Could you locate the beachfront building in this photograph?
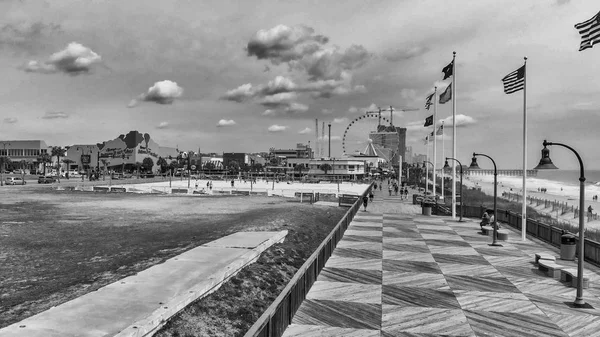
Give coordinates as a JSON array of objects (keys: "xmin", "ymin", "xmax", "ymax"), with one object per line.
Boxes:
[
  {"xmin": 269, "ymin": 143, "xmax": 313, "ymax": 160},
  {"xmin": 287, "ymin": 158, "xmax": 367, "ymax": 179},
  {"xmin": 0, "ymin": 140, "xmax": 50, "ymax": 174}
]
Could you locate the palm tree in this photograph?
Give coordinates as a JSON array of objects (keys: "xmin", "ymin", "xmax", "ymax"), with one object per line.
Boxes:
[
  {"xmin": 294, "ymin": 164, "xmax": 305, "ymax": 181},
  {"xmin": 100, "ymin": 158, "xmax": 109, "ymax": 180},
  {"xmin": 37, "ymin": 153, "xmax": 52, "ymax": 176},
  {"xmin": 135, "ymin": 161, "xmax": 142, "ymax": 178},
  {"xmin": 51, "ymin": 146, "xmax": 66, "ymax": 183},
  {"xmin": 319, "ymin": 163, "xmax": 332, "ymax": 175}
]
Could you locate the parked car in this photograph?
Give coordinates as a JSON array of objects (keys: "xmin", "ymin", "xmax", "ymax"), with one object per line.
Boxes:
[
  {"xmin": 38, "ymin": 176, "xmax": 57, "ymax": 184},
  {"xmin": 5, "ymin": 177, "xmax": 26, "ymax": 185}
]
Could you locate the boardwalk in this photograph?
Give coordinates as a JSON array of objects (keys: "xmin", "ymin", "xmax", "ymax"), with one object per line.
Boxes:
[{"xmin": 281, "ymin": 186, "xmax": 600, "ymax": 337}]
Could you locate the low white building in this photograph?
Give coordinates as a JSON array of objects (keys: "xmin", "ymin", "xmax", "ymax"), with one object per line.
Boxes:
[{"xmin": 286, "ymin": 158, "xmax": 366, "ymax": 178}]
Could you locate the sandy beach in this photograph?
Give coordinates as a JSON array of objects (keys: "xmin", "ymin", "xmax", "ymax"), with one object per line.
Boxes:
[{"xmin": 461, "ymin": 173, "xmax": 600, "ymax": 230}]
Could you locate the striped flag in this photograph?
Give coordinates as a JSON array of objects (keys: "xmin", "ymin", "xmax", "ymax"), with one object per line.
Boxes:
[
  {"xmin": 502, "ymin": 66, "xmax": 525, "ymax": 94},
  {"xmin": 436, "ymin": 124, "xmax": 444, "ymax": 135},
  {"xmin": 575, "ymin": 11, "xmax": 600, "ymax": 51},
  {"xmin": 425, "ymin": 93, "xmax": 434, "ymax": 110},
  {"xmin": 439, "ymin": 84, "xmax": 452, "ymax": 104}
]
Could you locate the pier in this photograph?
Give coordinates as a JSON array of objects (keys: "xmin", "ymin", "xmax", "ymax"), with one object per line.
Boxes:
[{"xmin": 464, "ymin": 169, "xmax": 537, "ymax": 177}]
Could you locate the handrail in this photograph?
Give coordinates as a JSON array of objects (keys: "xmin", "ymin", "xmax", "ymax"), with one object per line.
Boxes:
[{"xmin": 244, "ymin": 183, "xmax": 373, "ymax": 337}]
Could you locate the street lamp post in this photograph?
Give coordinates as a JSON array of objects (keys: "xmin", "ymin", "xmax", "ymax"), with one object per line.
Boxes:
[
  {"xmin": 444, "ymin": 157, "xmax": 464, "ymax": 222},
  {"xmin": 534, "ymin": 140, "xmax": 587, "ymax": 307},
  {"xmin": 470, "ymin": 152, "xmax": 502, "ymax": 247}
]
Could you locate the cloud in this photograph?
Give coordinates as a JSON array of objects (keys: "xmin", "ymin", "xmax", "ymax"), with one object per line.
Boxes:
[
  {"xmin": 246, "ymin": 25, "xmax": 370, "ymax": 81},
  {"xmin": 258, "ymin": 92, "xmax": 298, "ymax": 109},
  {"xmin": 221, "ymin": 83, "xmax": 255, "ymax": 102},
  {"xmin": 322, "ymin": 108, "xmax": 333, "ymax": 114},
  {"xmin": 3, "ymin": 117, "xmax": 17, "ymax": 124},
  {"xmin": 42, "ymin": 111, "xmax": 69, "ymax": 119},
  {"xmin": 0, "ymin": 22, "xmax": 62, "ymax": 51},
  {"xmin": 285, "ymin": 102, "xmax": 309, "ymax": 113},
  {"xmin": 400, "ymin": 88, "xmax": 417, "ymax": 101},
  {"xmin": 384, "ymin": 46, "xmax": 430, "ymax": 62},
  {"xmin": 129, "ymin": 80, "xmax": 183, "ymax": 107},
  {"xmin": 216, "ymin": 119, "xmax": 236, "ymax": 127},
  {"xmin": 262, "ymin": 109, "xmax": 276, "ymax": 116},
  {"xmin": 22, "ymin": 42, "xmax": 101, "ymax": 75},
  {"xmin": 298, "ymin": 127, "xmax": 311, "ymax": 134},
  {"xmin": 246, "ymin": 24, "xmax": 329, "ymax": 64},
  {"xmin": 333, "ymin": 117, "xmax": 348, "ymax": 124},
  {"xmin": 156, "ymin": 121, "xmax": 170, "ymax": 129},
  {"xmin": 319, "ymin": 135, "xmax": 341, "ymax": 142},
  {"xmin": 268, "ymin": 124, "xmax": 288, "ymax": 132},
  {"xmin": 439, "ymin": 114, "xmax": 477, "ymax": 128},
  {"xmin": 348, "ymin": 103, "xmax": 378, "ymax": 115}
]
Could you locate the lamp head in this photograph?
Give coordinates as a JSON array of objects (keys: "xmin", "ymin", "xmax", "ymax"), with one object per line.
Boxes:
[
  {"xmin": 422, "ymin": 162, "xmax": 426, "ymax": 169},
  {"xmin": 469, "ymin": 155, "xmax": 481, "ymax": 170},
  {"xmin": 443, "ymin": 160, "xmax": 450, "ymax": 170},
  {"xmin": 534, "ymin": 140, "xmax": 558, "ymax": 170}
]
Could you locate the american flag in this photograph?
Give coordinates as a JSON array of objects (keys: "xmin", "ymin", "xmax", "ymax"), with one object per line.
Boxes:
[
  {"xmin": 502, "ymin": 66, "xmax": 525, "ymax": 94},
  {"xmin": 425, "ymin": 93, "xmax": 434, "ymax": 110},
  {"xmin": 575, "ymin": 11, "xmax": 600, "ymax": 51}
]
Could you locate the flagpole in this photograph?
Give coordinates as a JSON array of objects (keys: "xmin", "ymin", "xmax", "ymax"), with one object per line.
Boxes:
[
  {"xmin": 433, "ymin": 86, "xmax": 438, "ymax": 199},
  {"xmin": 441, "ymin": 121, "xmax": 445, "ymax": 202},
  {"xmin": 451, "ymin": 51, "xmax": 457, "ymax": 219},
  {"xmin": 521, "ymin": 57, "xmax": 528, "ymax": 241},
  {"xmin": 426, "ymin": 136, "xmax": 430, "ymax": 195}
]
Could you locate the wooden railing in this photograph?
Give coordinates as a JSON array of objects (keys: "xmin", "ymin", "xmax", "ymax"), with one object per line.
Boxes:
[
  {"xmin": 434, "ymin": 203, "xmax": 600, "ymax": 268},
  {"xmin": 244, "ymin": 183, "xmax": 373, "ymax": 337}
]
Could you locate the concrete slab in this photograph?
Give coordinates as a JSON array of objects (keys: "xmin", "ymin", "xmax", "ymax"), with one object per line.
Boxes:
[
  {"xmin": 203, "ymin": 231, "xmax": 285, "ymax": 249},
  {"xmin": 0, "ymin": 230, "xmax": 287, "ymax": 337}
]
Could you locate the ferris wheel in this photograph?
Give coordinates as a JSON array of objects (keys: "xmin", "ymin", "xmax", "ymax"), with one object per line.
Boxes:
[{"xmin": 342, "ymin": 113, "xmax": 398, "ymax": 165}]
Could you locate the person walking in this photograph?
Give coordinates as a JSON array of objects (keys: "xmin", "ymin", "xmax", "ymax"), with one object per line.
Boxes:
[
  {"xmin": 362, "ymin": 195, "xmax": 369, "ymax": 211},
  {"xmin": 388, "ymin": 184, "xmax": 392, "ymax": 196},
  {"xmin": 379, "ymin": 183, "xmax": 382, "ymax": 191},
  {"xmin": 369, "ymin": 190, "xmax": 374, "ymax": 203},
  {"xmin": 403, "ymin": 187, "xmax": 409, "ymax": 200},
  {"xmin": 588, "ymin": 205, "xmax": 594, "ymax": 222}
]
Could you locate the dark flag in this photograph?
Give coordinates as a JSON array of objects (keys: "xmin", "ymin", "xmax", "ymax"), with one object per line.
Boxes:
[
  {"xmin": 430, "ymin": 131, "xmax": 434, "ymax": 137},
  {"xmin": 439, "ymin": 84, "xmax": 452, "ymax": 104},
  {"xmin": 425, "ymin": 93, "xmax": 434, "ymax": 110},
  {"xmin": 424, "ymin": 115, "xmax": 433, "ymax": 127},
  {"xmin": 502, "ymin": 65, "xmax": 525, "ymax": 94},
  {"xmin": 436, "ymin": 124, "xmax": 444, "ymax": 135},
  {"xmin": 442, "ymin": 60, "xmax": 453, "ymax": 80},
  {"xmin": 575, "ymin": 11, "xmax": 600, "ymax": 51}
]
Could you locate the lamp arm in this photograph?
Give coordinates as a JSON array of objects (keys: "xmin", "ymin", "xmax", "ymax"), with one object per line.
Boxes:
[
  {"xmin": 546, "ymin": 142, "xmax": 585, "ymax": 182},
  {"xmin": 474, "ymin": 153, "xmax": 496, "ymax": 173}
]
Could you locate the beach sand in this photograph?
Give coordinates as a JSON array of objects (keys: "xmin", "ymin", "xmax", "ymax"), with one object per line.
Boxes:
[{"xmin": 461, "ymin": 174, "xmax": 600, "ymax": 231}]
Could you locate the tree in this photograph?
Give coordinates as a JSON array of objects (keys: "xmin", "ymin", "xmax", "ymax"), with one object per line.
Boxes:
[
  {"xmin": 51, "ymin": 146, "xmax": 66, "ymax": 183},
  {"xmin": 319, "ymin": 163, "xmax": 332, "ymax": 175},
  {"xmin": 100, "ymin": 159, "xmax": 109, "ymax": 178},
  {"xmin": 156, "ymin": 157, "xmax": 168, "ymax": 173},
  {"xmin": 294, "ymin": 163, "xmax": 305, "ymax": 179},
  {"xmin": 134, "ymin": 161, "xmax": 143, "ymax": 177},
  {"xmin": 228, "ymin": 160, "xmax": 240, "ymax": 174},
  {"xmin": 37, "ymin": 153, "xmax": 52, "ymax": 176},
  {"xmin": 142, "ymin": 157, "xmax": 154, "ymax": 173},
  {"xmin": 203, "ymin": 161, "xmax": 216, "ymax": 171}
]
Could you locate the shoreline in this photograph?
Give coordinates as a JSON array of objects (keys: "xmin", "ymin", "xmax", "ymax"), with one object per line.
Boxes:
[{"xmin": 461, "ymin": 174, "xmax": 600, "ymax": 231}]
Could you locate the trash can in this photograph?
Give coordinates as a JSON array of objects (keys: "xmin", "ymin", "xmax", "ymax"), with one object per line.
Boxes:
[
  {"xmin": 422, "ymin": 202, "xmax": 432, "ymax": 216},
  {"xmin": 560, "ymin": 234, "xmax": 576, "ymax": 261}
]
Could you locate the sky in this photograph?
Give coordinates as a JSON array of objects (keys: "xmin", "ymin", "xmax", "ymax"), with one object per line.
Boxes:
[{"xmin": 1, "ymin": 0, "xmax": 599, "ymax": 169}]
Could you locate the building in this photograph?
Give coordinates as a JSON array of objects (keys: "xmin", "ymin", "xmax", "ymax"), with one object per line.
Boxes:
[
  {"xmin": 287, "ymin": 158, "xmax": 367, "ymax": 178},
  {"xmin": 0, "ymin": 140, "xmax": 50, "ymax": 174},
  {"xmin": 222, "ymin": 152, "xmax": 246, "ymax": 169},
  {"xmin": 269, "ymin": 143, "xmax": 313, "ymax": 160},
  {"xmin": 368, "ymin": 125, "xmax": 407, "ymax": 166},
  {"xmin": 405, "ymin": 146, "xmax": 413, "ymax": 164}
]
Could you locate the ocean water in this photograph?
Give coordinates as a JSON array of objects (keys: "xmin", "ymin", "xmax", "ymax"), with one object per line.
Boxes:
[{"xmin": 466, "ymin": 170, "xmax": 600, "ymax": 203}]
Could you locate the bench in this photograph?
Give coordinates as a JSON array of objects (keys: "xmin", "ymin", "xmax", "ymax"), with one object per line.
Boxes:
[
  {"xmin": 534, "ymin": 253, "xmax": 556, "ymax": 264},
  {"xmin": 497, "ymin": 229, "xmax": 509, "ymax": 241},
  {"xmin": 538, "ymin": 260, "xmax": 566, "ymax": 279},
  {"xmin": 560, "ymin": 268, "xmax": 591, "ymax": 289}
]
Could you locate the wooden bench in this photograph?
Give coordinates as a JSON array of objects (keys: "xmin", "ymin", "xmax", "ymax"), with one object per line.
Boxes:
[
  {"xmin": 534, "ymin": 253, "xmax": 556, "ymax": 264},
  {"xmin": 497, "ymin": 229, "xmax": 509, "ymax": 241},
  {"xmin": 560, "ymin": 268, "xmax": 591, "ymax": 289},
  {"xmin": 538, "ymin": 260, "xmax": 566, "ymax": 279}
]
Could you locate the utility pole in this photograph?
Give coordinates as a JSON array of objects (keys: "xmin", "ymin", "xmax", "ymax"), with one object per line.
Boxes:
[{"xmin": 328, "ymin": 123, "xmax": 332, "ymax": 158}]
